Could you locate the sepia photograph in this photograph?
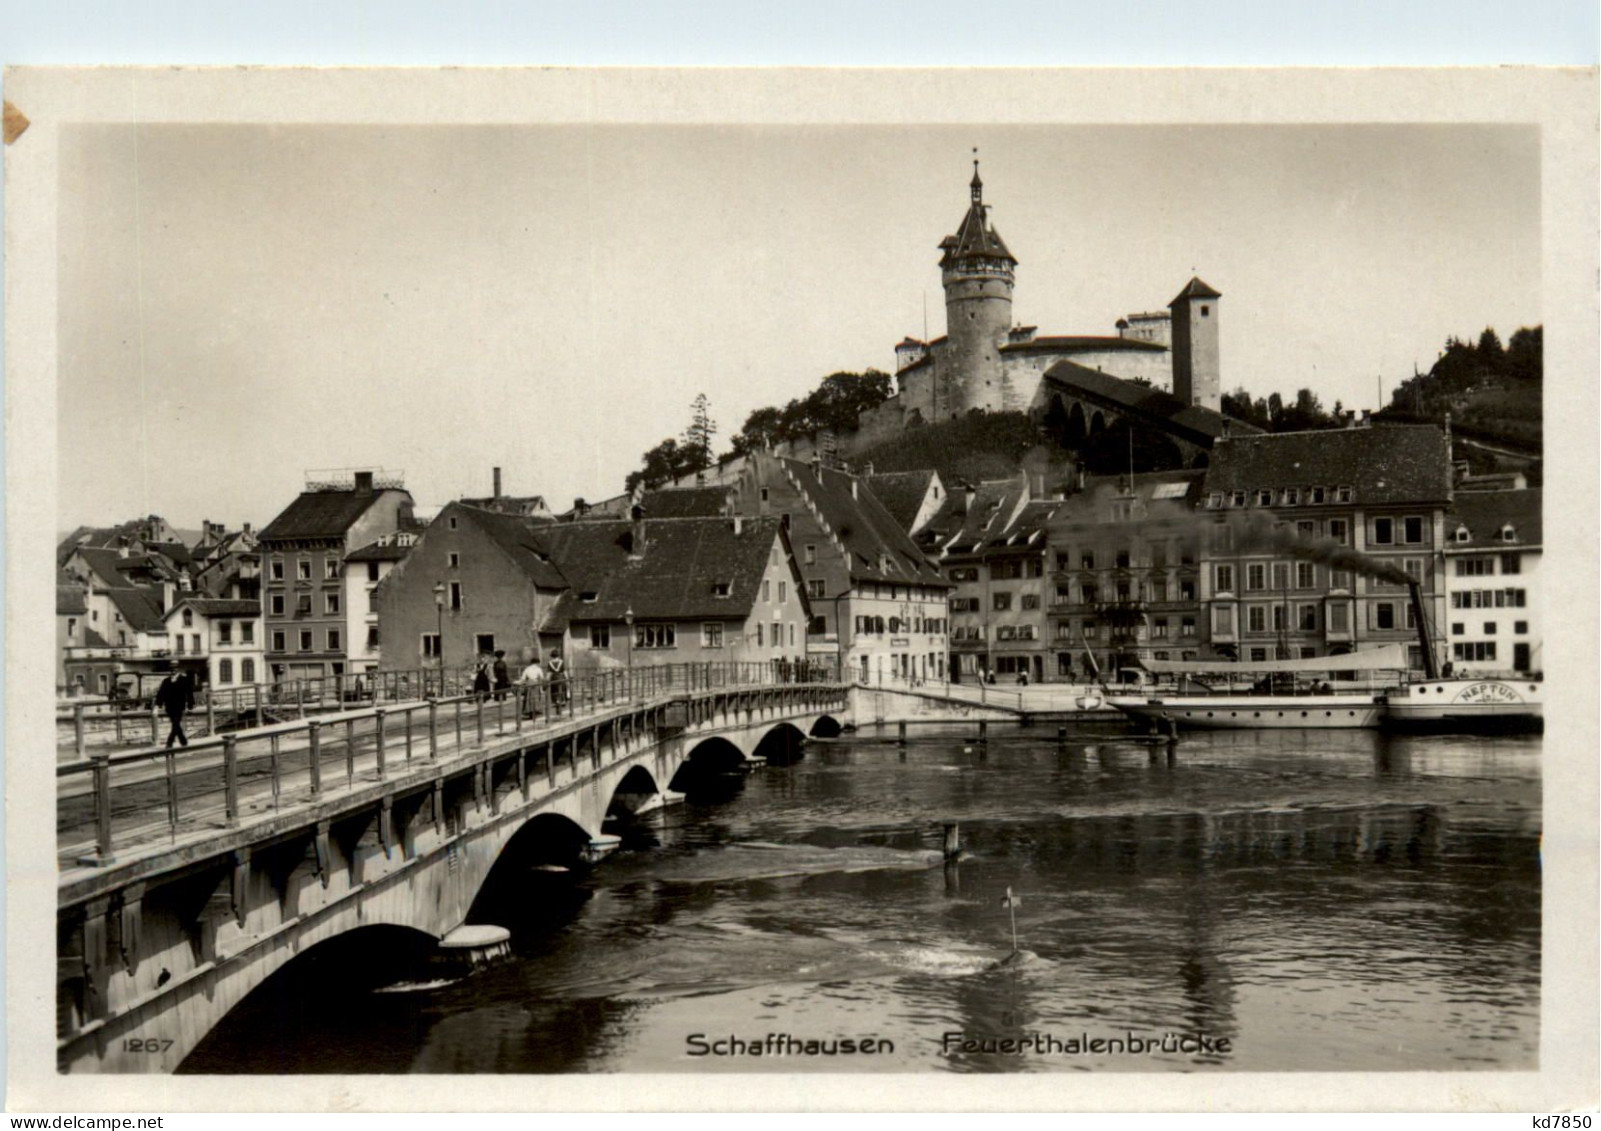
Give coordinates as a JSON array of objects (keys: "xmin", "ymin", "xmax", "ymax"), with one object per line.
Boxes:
[{"xmin": 5, "ymin": 66, "xmax": 1597, "ymax": 1111}]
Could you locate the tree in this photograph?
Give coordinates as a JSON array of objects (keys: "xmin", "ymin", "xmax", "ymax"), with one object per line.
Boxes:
[
  {"xmin": 730, "ymin": 405, "xmax": 787, "ymax": 456},
  {"xmin": 1477, "ymin": 327, "xmax": 1506, "ymax": 372},
  {"xmin": 682, "ymin": 393, "xmax": 717, "ymax": 465}
]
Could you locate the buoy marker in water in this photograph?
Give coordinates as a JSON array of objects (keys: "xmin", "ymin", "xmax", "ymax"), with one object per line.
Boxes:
[
  {"xmin": 942, "ymin": 822, "xmax": 962, "ymax": 862},
  {"xmin": 1001, "ymin": 886, "xmax": 1021, "ymax": 954}
]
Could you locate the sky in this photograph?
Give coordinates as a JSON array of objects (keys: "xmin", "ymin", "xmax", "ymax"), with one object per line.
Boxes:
[{"xmin": 56, "ymin": 122, "xmax": 1541, "ymax": 531}]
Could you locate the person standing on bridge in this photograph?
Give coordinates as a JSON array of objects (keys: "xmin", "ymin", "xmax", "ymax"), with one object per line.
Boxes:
[
  {"xmin": 156, "ymin": 670, "xmax": 195, "ymax": 748},
  {"xmin": 519, "ymin": 654, "xmax": 545, "ymax": 718},
  {"xmin": 547, "ymin": 649, "xmax": 568, "ymax": 713},
  {"xmin": 492, "ymin": 650, "xmax": 511, "ymax": 701}
]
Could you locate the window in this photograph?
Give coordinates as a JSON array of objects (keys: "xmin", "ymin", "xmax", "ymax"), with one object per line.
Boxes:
[
  {"xmin": 1374, "ymin": 603, "xmax": 1396, "ymax": 630},
  {"xmin": 1152, "ymin": 618, "xmax": 1169, "ymax": 639},
  {"xmin": 447, "ymin": 552, "xmax": 460, "ymax": 569},
  {"xmin": 1455, "ymin": 557, "xmax": 1493, "ymax": 577},
  {"xmin": 241, "ymin": 659, "xmax": 256, "ymax": 683},
  {"xmin": 1282, "ymin": 488, "xmax": 1300, "ymax": 506},
  {"xmin": 1232, "ymin": 490, "xmax": 1247, "ymax": 508},
  {"xmin": 1484, "ymin": 622, "xmax": 1497, "ymax": 635},
  {"xmin": 1080, "ymin": 551, "xmax": 1095, "ymax": 570},
  {"xmin": 242, "ymin": 622, "xmax": 254, "ymax": 644},
  {"xmin": 366, "ymin": 626, "xmax": 380, "ymax": 649},
  {"xmin": 756, "ymin": 622, "xmax": 764, "ymax": 647},
  {"xmin": 1081, "ymin": 584, "xmax": 1098, "ymax": 604},
  {"xmin": 759, "ymin": 488, "xmax": 769, "ymax": 503},
  {"xmin": 1296, "ymin": 521, "xmax": 1317, "ymax": 540},
  {"xmin": 297, "ymin": 559, "xmax": 312, "ymax": 580},
  {"xmin": 779, "ymin": 581, "xmax": 787, "ymax": 604},
  {"xmin": 1271, "ymin": 562, "xmax": 1290, "ymax": 590},
  {"xmin": 422, "ymin": 633, "xmax": 440, "ymax": 658},
  {"xmin": 635, "ymin": 623, "xmax": 676, "ymax": 649},
  {"xmin": 1372, "ymin": 518, "xmax": 1393, "ymax": 545},
  {"xmin": 1215, "ymin": 565, "xmax": 1234, "ymax": 594},
  {"xmin": 804, "ymin": 579, "xmax": 825, "ymax": 600},
  {"xmin": 808, "ymin": 615, "xmax": 827, "ymax": 635},
  {"xmin": 1328, "ymin": 519, "xmax": 1349, "ymax": 545},
  {"xmin": 1295, "ymin": 562, "xmax": 1316, "ymax": 589},
  {"xmin": 1246, "ymin": 563, "xmax": 1266, "ymax": 591},
  {"xmin": 1451, "ymin": 622, "xmax": 1465, "ymax": 635},
  {"xmin": 1309, "ymin": 487, "xmax": 1326, "ymax": 505},
  {"xmin": 1336, "ymin": 486, "xmax": 1353, "ymax": 503},
  {"xmin": 272, "ymin": 631, "xmax": 286, "ymax": 652},
  {"xmin": 180, "ymin": 608, "xmax": 194, "ymax": 628},
  {"xmin": 325, "ymin": 557, "xmax": 340, "ymax": 579},
  {"xmin": 1082, "ymin": 621, "xmax": 1099, "ymax": 640},
  {"xmin": 327, "ymin": 628, "xmax": 342, "ymax": 651},
  {"xmin": 788, "ymin": 623, "xmax": 796, "ymax": 646},
  {"xmin": 1212, "ymin": 606, "xmax": 1234, "ymax": 636},
  {"xmin": 271, "ymin": 558, "xmax": 285, "ymax": 581},
  {"xmin": 1453, "ymin": 642, "xmax": 1497, "ymax": 662},
  {"xmin": 218, "ymin": 658, "xmax": 233, "ymax": 684},
  {"xmin": 1180, "ymin": 580, "xmax": 1196, "ymax": 601},
  {"xmin": 1402, "ymin": 516, "xmax": 1425, "ymax": 544},
  {"xmin": 1328, "ymin": 602, "xmax": 1350, "ymax": 633},
  {"xmin": 1115, "ymin": 581, "xmax": 1131, "ymax": 602},
  {"xmin": 993, "ymin": 593, "xmax": 1012, "ymax": 611},
  {"xmin": 448, "ymin": 516, "xmax": 458, "ymax": 530},
  {"xmin": 299, "ymin": 630, "xmax": 314, "ymax": 651},
  {"xmin": 1021, "ymin": 594, "xmax": 1040, "ymax": 610},
  {"xmin": 1115, "ymin": 550, "xmax": 1130, "ymax": 568},
  {"xmin": 1181, "ymin": 616, "xmax": 1196, "ymax": 637},
  {"xmin": 1256, "ymin": 489, "xmax": 1273, "ymax": 506},
  {"xmin": 1247, "ymin": 605, "xmax": 1266, "ymax": 632},
  {"xmin": 271, "ymin": 594, "xmax": 285, "ymax": 616},
  {"xmin": 1272, "ymin": 604, "xmax": 1288, "ymax": 632},
  {"xmin": 1249, "ymin": 648, "xmax": 1268, "ymax": 663},
  {"xmin": 176, "ymin": 636, "xmax": 186, "ymax": 655},
  {"xmin": 1329, "ymin": 569, "xmax": 1350, "ymax": 591},
  {"xmin": 326, "ymin": 592, "xmax": 341, "ymax": 615},
  {"xmin": 762, "ymin": 580, "xmax": 771, "ymax": 602},
  {"xmin": 217, "ymin": 621, "xmax": 232, "ymax": 645},
  {"xmin": 1403, "ymin": 558, "xmax": 1424, "ymax": 583},
  {"xmin": 1514, "ymin": 620, "xmax": 1528, "ymax": 634},
  {"xmin": 1500, "ymin": 553, "xmax": 1521, "ymax": 574},
  {"xmin": 1513, "ymin": 643, "xmax": 1530, "ymax": 671},
  {"xmin": 1208, "ymin": 493, "xmax": 1224, "ymax": 509},
  {"xmin": 368, "ymin": 562, "xmax": 380, "ymax": 582},
  {"xmin": 449, "ymin": 581, "xmax": 462, "ymax": 610},
  {"xmin": 1299, "ymin": 604, "xmax": 1318, "ymax": 631},
  {"xmin": 802, "ymin": 544, "xmax": 817, "ymax": 567}
]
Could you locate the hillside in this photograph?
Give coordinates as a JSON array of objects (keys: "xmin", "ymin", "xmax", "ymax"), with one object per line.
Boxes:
[
  {"xmin": 854, "ymin": 411, "xmax": 1061, "ymax": 486},
  {"xmin": 1377, "ymin": 326, "xmax": 1541, "ymax": 456}
]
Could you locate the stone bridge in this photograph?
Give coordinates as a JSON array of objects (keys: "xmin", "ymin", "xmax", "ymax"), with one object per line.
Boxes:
[{"xmin": 55, "ymin": 666, "xmax": 849, "ymax": 1074}]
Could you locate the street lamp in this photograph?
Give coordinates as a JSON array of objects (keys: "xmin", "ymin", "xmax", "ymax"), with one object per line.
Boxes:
[
  {"xmin": 432, "ymin": 582, "xmax": 446, "ymax": 693},
  {"xmin": 624, "ymin": 605, "xmax": 634, "ymax": 678}
]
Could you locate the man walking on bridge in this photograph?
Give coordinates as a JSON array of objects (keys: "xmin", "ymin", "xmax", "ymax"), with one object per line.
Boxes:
[{"xmin": 156, "ymin": 670, "xmax": 195, "ymax": 748}]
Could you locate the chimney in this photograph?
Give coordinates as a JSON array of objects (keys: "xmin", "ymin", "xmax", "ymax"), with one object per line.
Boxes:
[
  {"xmin": 243, "ymin": 522, "xmax": 252, "ymax": 536},
  {"xmin": 493, "ymin": 466, "xmax": 502, "ymax": 498},
  {"xmin": 354, "ymin": 470, "xmax": 375, "ymax": 493},
  {"xmin": 733, "ymin": 515, "xmax": 743, "ymax": 535},
  {"xmin": 629, "ymin": 504, "xmax": 646, "ymax": 557},
  {"xmin": 1360, "ymin": 409, "xmax": 1372, "ymax": 427},
  {"xmin": 850, "ymin": 478, "xmax": 859, "ymax": 501},
  {"xmin": 864, "ymin": 460, "xmax": 875, "ymax": 477}
]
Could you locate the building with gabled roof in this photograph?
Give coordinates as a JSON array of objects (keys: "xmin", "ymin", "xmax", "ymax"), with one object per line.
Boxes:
[
  {"xmin": 1442, "ymin": 487, "xmax": 1541, "ymax": 675},
  {"xmin": 343, "ymin": 529, "xmax": 423, "ymax": 676},
  {"xmin": 162, "ymin": 597, "xmax": 263, "ymax": 692},
  {"xmin": 375, "ymin": 502, "xmax": 812, "ymax": 676},
  {"xmin": 258, "ymin": 469, "xmax": 415, "ymax": 684},
  {"xmin": 864, "ymin": 469, "xmax": 948, "ymax": 537},
  {"xmin": 720, "ymin": 452, "xmax": 951, "ymax": 684}
]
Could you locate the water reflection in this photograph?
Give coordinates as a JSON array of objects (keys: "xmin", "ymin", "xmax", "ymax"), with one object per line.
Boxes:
[{"xmin": 182, "ymin": 724, "xmax": 1540, "ymax": 1074}]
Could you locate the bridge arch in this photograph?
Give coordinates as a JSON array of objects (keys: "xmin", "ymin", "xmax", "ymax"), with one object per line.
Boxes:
[
  {"xmin": 605, "ymin": 764, "xmax": 662, "ymax": 821},
  {"xmin": 752, "ymin": 721, "xmax": 808, "ymax": 766},
  {"xmin": 178, "ymin": 923, "xmax": 440, "ymax": 1074},
  {"xmin": 809, "ymin": 714, "xmax": 844, "ymax": 739}
]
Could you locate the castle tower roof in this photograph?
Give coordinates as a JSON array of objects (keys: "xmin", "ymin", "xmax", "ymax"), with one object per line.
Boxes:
[
  {"xmin": 940, "ymin": 158, "xmax": 1016, "ymax": 267},
  {"xmin": 1168, "ymin": 276, "xmax": 1222, "ymax": 306}
]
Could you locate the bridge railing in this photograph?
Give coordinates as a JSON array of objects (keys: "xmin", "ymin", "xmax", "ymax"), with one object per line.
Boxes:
[
  {"xmin": 853, "ymin": 669, "xmax": 1111, "ymax": 712},
  {"xmin": 58, "ymin": 658, "xmax": 842, "ymax": 867}
]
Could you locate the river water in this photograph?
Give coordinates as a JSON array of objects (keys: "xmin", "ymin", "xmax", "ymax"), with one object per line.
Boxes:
[{"xmin": 183, "ymin": 723, "xmax": 1541, "ymax": 1074}]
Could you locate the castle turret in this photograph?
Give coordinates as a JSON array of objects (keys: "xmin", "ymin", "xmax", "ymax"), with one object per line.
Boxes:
[
  {"xmin": 1169, "ymin": 277, "xmax": 1221, "ymax": 411},
  {"xmin": 940, "ymin": 159, "xmax": 1016, "ymax": 415}
]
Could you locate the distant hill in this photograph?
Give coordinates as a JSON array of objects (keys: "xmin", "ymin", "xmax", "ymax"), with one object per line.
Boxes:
[{"xmin": 1378, "ymin": 326, "xmax": 1541, "ymax": 456}]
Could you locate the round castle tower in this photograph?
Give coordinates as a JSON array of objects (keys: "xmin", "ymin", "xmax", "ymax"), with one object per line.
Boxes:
[{"xmin": 939, "ymin": 161, "xmax": 1017, "ymax": 414}]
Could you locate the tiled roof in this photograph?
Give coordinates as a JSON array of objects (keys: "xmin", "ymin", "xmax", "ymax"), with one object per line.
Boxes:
[
  {"xmin": 70, "ymin": 547, "xmax": 137, "ymax": 588},
  {"xmin": 170, "ymin": 598, "xmax": 260, "ymax": 618},
  {"xmin": 1169, "ymin": 277, "xmax": 1222, "ymax": 305},
  {"xmin": 81, "ymin": 626, "xmax": 112, "ymax": 648},
  {"xmin": 1000, "ymin": 336, "xmax": 1166, "ymax": 355},
  {"xmin": 985, "ymin": 499, "xmax": 1061, "ymax": 550},
  {"xmin": 546, "ymin": 516, "xmax": 792, "ymax": 627},
  {"xmin": 105, "ymin": 586, "xmax": 167, "ymax": 633},
  {"xmin": 144, "ymin": 541, "xmax": 193, "ymax": 566},
  {"xmin": 1043, "ymin": 362, "xmax": 1259, "ymax": 443},
  {"xmin": 1203, "ymin": 425, "xmax": 1451, "ymax": 506},
  {"xmin": 865, "ymin": 470, "xmax": 939, "ymax": 533},
  {"xmin": 459, "ymin": 495, "xmax": 551, "ymax": 518},
  {"xmin": 943, "ymin": 479, "xmax": 1024, "ymax": 555},
  {"xmin": 778, "ymin": 458, "xmax": 949, "ymax": 586},
  {"xmin": 1049, "ymin": 469, "xmax": 1207, "ymax": 528},
  {"xmin": 258, "ymin": 486, "xmax": 411, "ymax": 542},
  {"xmin": 57, "ymin": 585, "xmax": 87, "ymax": 615},
  {"xmin": 345, "ymin": 539, "xmax": 415, "ymax": 563},
  {"xmin": 640, "ymin": 486, "xmax": 732, "ymax": 519},
  {"xmin": 1447, "ymin": 488, "xmax": 1542, "ymax": 548},
  {"xmin": 455, "ymin": 506, "xmax": 569, "ymax": 590}
]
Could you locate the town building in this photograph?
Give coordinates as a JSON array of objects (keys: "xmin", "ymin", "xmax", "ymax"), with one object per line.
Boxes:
[
  {"xmin": 344, "ymin": 531, "xmax": 421, "ymax": 678},
  {"xmin": 864, "ymin": 468, "xmax": 949, "ymax": 537},
  {"xmin": 62, "ymin": 584, "xmax": 170, "ymax": 697},
  {"xmin": 1197, "ymin": 424, "xmax": 1453, "ymax": 672},
  {"xmin": 57, "ymin": 580, "xmax": 89, "ymax": 692},
  {"xmin": 1442, "ymin": 488, "xmax": 1541, "ymax": 675},
  {"xmin": 375, "ymin": 503, "xmax": 811, "ymax": 675},
  {"xmin": 257, "ymin": 469, "xmax": 416, "ymax": 684},
  {"xmin": 1045, "ymin": 470, "xmax": 1208, "ymax": 679},
  {"xmin": 936, "ymin": 477, "xmax": 1059, "ymax": 682},
  {"xmin": 162, "ymin": 597, "xmax": 264, "ymax": 691},
  {"xmin": 716, "ymin": 452, "xmax": 951, "ymax": 684}
]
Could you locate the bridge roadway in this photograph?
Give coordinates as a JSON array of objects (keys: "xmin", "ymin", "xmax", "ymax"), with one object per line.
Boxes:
[{"xmin": 55, "ymin": 662, "xmax": 851, "ymax": 1074}]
